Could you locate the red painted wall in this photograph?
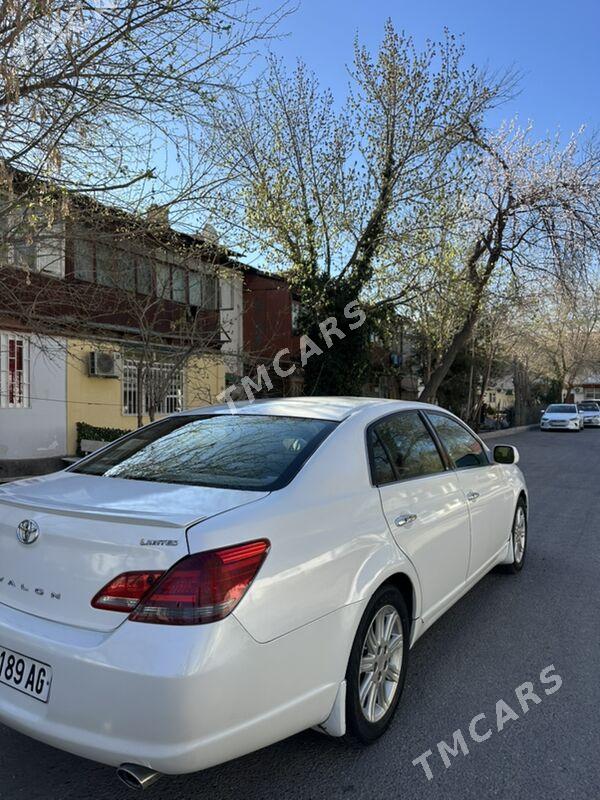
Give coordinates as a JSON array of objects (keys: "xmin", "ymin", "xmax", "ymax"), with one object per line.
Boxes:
[{"xmin": 243, "ymin": 271, "xmax": 300, "ymax": 361}]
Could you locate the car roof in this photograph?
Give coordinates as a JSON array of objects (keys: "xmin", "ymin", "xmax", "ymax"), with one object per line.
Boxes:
[{"xmin": 178, "ymin": 396, "xmax": 441, "ymax": 422}]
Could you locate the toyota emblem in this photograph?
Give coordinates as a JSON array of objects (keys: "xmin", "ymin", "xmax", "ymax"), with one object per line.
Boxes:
[{"xmin": 16, "ymin": 519, "xmax": 40, "ymax": 545}]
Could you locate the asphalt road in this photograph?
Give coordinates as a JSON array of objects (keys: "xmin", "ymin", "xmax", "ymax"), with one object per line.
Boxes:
[{"xmin": 2, "ymin": 428, "xmax": 599, "ymax": 799}]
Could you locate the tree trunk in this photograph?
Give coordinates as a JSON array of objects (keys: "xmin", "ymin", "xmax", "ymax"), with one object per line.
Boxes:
[
  {"xmin": 136, "ymin": 362, "xmax": 144, "ymax": 429},
  {"xmin": 419, "ymin": 307, "xmax": 479, "ymax": 403},
  {"xmin": 418, "ymin": 210, "xmax": 507, "ymax": 404},
  {"xmin": 470, "ymin": 353, "xmax": 494, "ymax": 430},
  {"xmin": 562, "ymin": 378, "xmax": 574, "ymax": 402},
  {"xmin": 513, "ymin": 359, "xmax": 531, "ymax": 426},
  {"xmin": 465, "ymin": 331, "xmax": 476, "ymax": 421}
]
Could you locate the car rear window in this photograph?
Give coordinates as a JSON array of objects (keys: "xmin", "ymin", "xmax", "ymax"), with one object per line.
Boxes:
[{"xmin": 71, "ymin": 414, "xmax": 337, "ymax": 491}]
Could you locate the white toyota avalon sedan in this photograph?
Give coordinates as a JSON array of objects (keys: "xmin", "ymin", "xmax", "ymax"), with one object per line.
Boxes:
[{"xmin": 0, "ymin": 398, "xmax": 528, "ymax": 789}]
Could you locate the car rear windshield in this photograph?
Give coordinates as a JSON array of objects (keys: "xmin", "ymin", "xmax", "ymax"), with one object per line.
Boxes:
[
  {"xmin": 71, "ymin": 414, "xmax": 337, "ymax": 491},
  {"xmin": 546, "ymin": 405, "xmax": 577, "ymax": 414}
]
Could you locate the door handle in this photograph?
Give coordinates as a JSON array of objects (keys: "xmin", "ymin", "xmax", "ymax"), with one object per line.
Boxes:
[
  {"xmin": 466, "ymin": 491, "xmax": 480, "ymax": 502},
  {"xmin": 395, "ymin": 513, "xmax": 417, "ymax": 528}
]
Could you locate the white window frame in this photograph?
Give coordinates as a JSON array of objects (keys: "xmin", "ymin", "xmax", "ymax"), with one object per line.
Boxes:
[
  {"xmin": 122, "ymin": 357, "xmax": 184, "ymax": 417},
  {"xmin": 0, "ymin": 332, "xmax": 31, "ymax": 409}
]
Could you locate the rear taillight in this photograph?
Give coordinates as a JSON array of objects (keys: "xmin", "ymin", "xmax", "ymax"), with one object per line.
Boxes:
[
  {"xmin": 91, "ymin": 571, "xmax": 164, "ymax": 612},
  {"xmin": 91, "ymin": 539, "xmax": 270, "ymax": 625}
]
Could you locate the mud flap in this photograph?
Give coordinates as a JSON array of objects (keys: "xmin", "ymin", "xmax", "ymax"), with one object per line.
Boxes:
[{"xmin": 313, "ymin": 680, "xmax": 346, "ymax": 737}]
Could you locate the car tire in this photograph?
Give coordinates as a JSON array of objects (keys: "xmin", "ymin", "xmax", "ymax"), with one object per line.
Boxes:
[
  {"xmin": 344, "ymin": 585, "xmax": 410, "ymax": 744},
  {"xmin": 502, "ymin": 498, "xmax": 527, "ymax": 574}
]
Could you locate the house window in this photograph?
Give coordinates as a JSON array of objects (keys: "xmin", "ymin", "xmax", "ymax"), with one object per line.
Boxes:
[
  {"xmin": 136, "ymin": 256, "xmax": 153, "ymax": 295},
  {"xmin": 189, "ymin": 270, "xmax": 218, "ymax": 309},
  {"xmin": 156, "ymin": 264, "xmax": 171, "ymax": 299},
  {"xmin": 189, "ymin": 271, "xmax": 202, "ymax": 307},
  {"xmin": 122, "ymin": 358, "xmax": 183, "ymax": 416},
  {"xmin": 154, "ymin": 363, "xmax": 184, "ymax": 414},
  {"xmin": 122, "ymin": 358, "xmax": 139, "ymax": 416},
  {"xmin": 172, "ymin": 267, "xmax": 187, "ymax": 303},
  {"xmin": 73, "ymin": 238, "xmax": 94, "ymax": 281},
  {"xmin": 115, "ymin": 248, "xmax": 136, "ymax": 292},
  {"xmin": 96, "ymin": 242, "xmax": 114, "ymax": 286},
  {"xmin": 0, "ymin": 332, "xmax": 30, "ymax": 408},
  {"xmin": 220, "ymin": 277, "xmax": 234, "ymax": 310},
  {"xmin": 202, "ymin": 273, "xmax": 218, "ymax": 310},
  {"xmin": 11, "ymin": 207, "xmax": 38, "ymax": 270},
  {"xmin": 14, "ymin": 238, "xmax": 37, "ymax": 270}
]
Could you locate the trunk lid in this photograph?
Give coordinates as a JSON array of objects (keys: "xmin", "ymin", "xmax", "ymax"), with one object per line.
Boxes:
[{"xmin": 0, "ymin": 472, "xmax": 268, "ymax": 631}]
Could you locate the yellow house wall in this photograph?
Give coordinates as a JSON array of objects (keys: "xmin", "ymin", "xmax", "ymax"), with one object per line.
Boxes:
[
  {"xmin": 66, "ymin": 340, "xmax": 226, "ymax": 454},
  {"xmin": 186, "ymin": 354, "xmax": 225, "ymax": 409}
]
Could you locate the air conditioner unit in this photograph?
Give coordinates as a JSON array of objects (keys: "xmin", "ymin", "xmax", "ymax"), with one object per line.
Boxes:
[{"xmin": 89, "ymin": 351, "xmax": 121, "ymax": 378}]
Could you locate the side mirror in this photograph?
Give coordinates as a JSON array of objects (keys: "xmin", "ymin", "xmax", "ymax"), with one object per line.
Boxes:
[{"xmin": 494, "ymin": 444, "xmax": 519, "ymax": 465}]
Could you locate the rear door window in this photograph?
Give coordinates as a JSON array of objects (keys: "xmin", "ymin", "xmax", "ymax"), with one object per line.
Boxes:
[
  {"xmin": 368, "ymin": 412, "xmax": 445, "ymax": 485},
  {"xmin": 426, "ymin": 413, "xmax": 488, "ymax": 469}
]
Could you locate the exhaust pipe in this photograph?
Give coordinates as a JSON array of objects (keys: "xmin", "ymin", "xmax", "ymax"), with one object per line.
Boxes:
[{"xmin": 117, "ymin": 764, "xmax": 162, "ymax": 791}]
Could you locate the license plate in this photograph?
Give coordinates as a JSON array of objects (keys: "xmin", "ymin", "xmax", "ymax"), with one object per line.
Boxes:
[{"xmin": 0, "ymin": 645, "xmax": 52, "ymax": 703}]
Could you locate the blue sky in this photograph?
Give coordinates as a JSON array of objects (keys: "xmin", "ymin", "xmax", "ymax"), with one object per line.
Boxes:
[{"xmin": 262, "ymin": 0, "xmax": 599, "ymax": 138}]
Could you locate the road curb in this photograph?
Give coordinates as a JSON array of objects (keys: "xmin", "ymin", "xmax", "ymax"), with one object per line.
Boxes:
[{"xmin": 480, "ymin": 424, "xmax": 538, "ymax": 440}]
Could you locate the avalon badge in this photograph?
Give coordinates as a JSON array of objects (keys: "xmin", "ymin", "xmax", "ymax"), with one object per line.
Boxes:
[{"xmin": 16, "ymin": 519, "xmax": 40, "ymax": 546}]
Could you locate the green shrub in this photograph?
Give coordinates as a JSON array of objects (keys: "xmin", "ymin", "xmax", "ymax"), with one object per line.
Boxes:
[{"xmin": 76, "ymin": 421, "xmax": 129, "ymax": 455}]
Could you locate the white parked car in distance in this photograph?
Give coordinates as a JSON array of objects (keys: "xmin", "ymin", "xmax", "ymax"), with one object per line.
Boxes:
[
  {"xmin": 0, "ymin": 398, "xmax": 528, "ymax": 790},
  {"xmin": 539, "ymin": 403, "xmax": 583, "ymax": 431},
  {"xmin": 577, "ymin": 401, "xmax": 600, "ymax": 427}
]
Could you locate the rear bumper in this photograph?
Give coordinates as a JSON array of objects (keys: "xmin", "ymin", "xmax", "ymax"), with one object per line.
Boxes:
[{"xmin": 0, "ymin": 601, "xmax": 356, "ymax": 773}]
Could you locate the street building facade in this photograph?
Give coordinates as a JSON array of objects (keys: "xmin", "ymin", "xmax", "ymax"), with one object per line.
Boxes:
[{"xmin": 0, "ymin": 182, "xmax": 242, "ymax": 476}]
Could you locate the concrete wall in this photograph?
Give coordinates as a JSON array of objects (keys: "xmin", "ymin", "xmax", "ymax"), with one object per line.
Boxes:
[{"xmin": 0, "ymin": 335, "xmax": 67, "ymax": 460}]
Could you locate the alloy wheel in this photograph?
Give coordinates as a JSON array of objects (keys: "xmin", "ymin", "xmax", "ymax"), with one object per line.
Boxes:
[
  {"xmin": 513, "ymin": 506, "xmax": 527, "ymax": 563},
  {"xmin": 358, "ymin": 604, "xmax": 404, "ymax": 723}
]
